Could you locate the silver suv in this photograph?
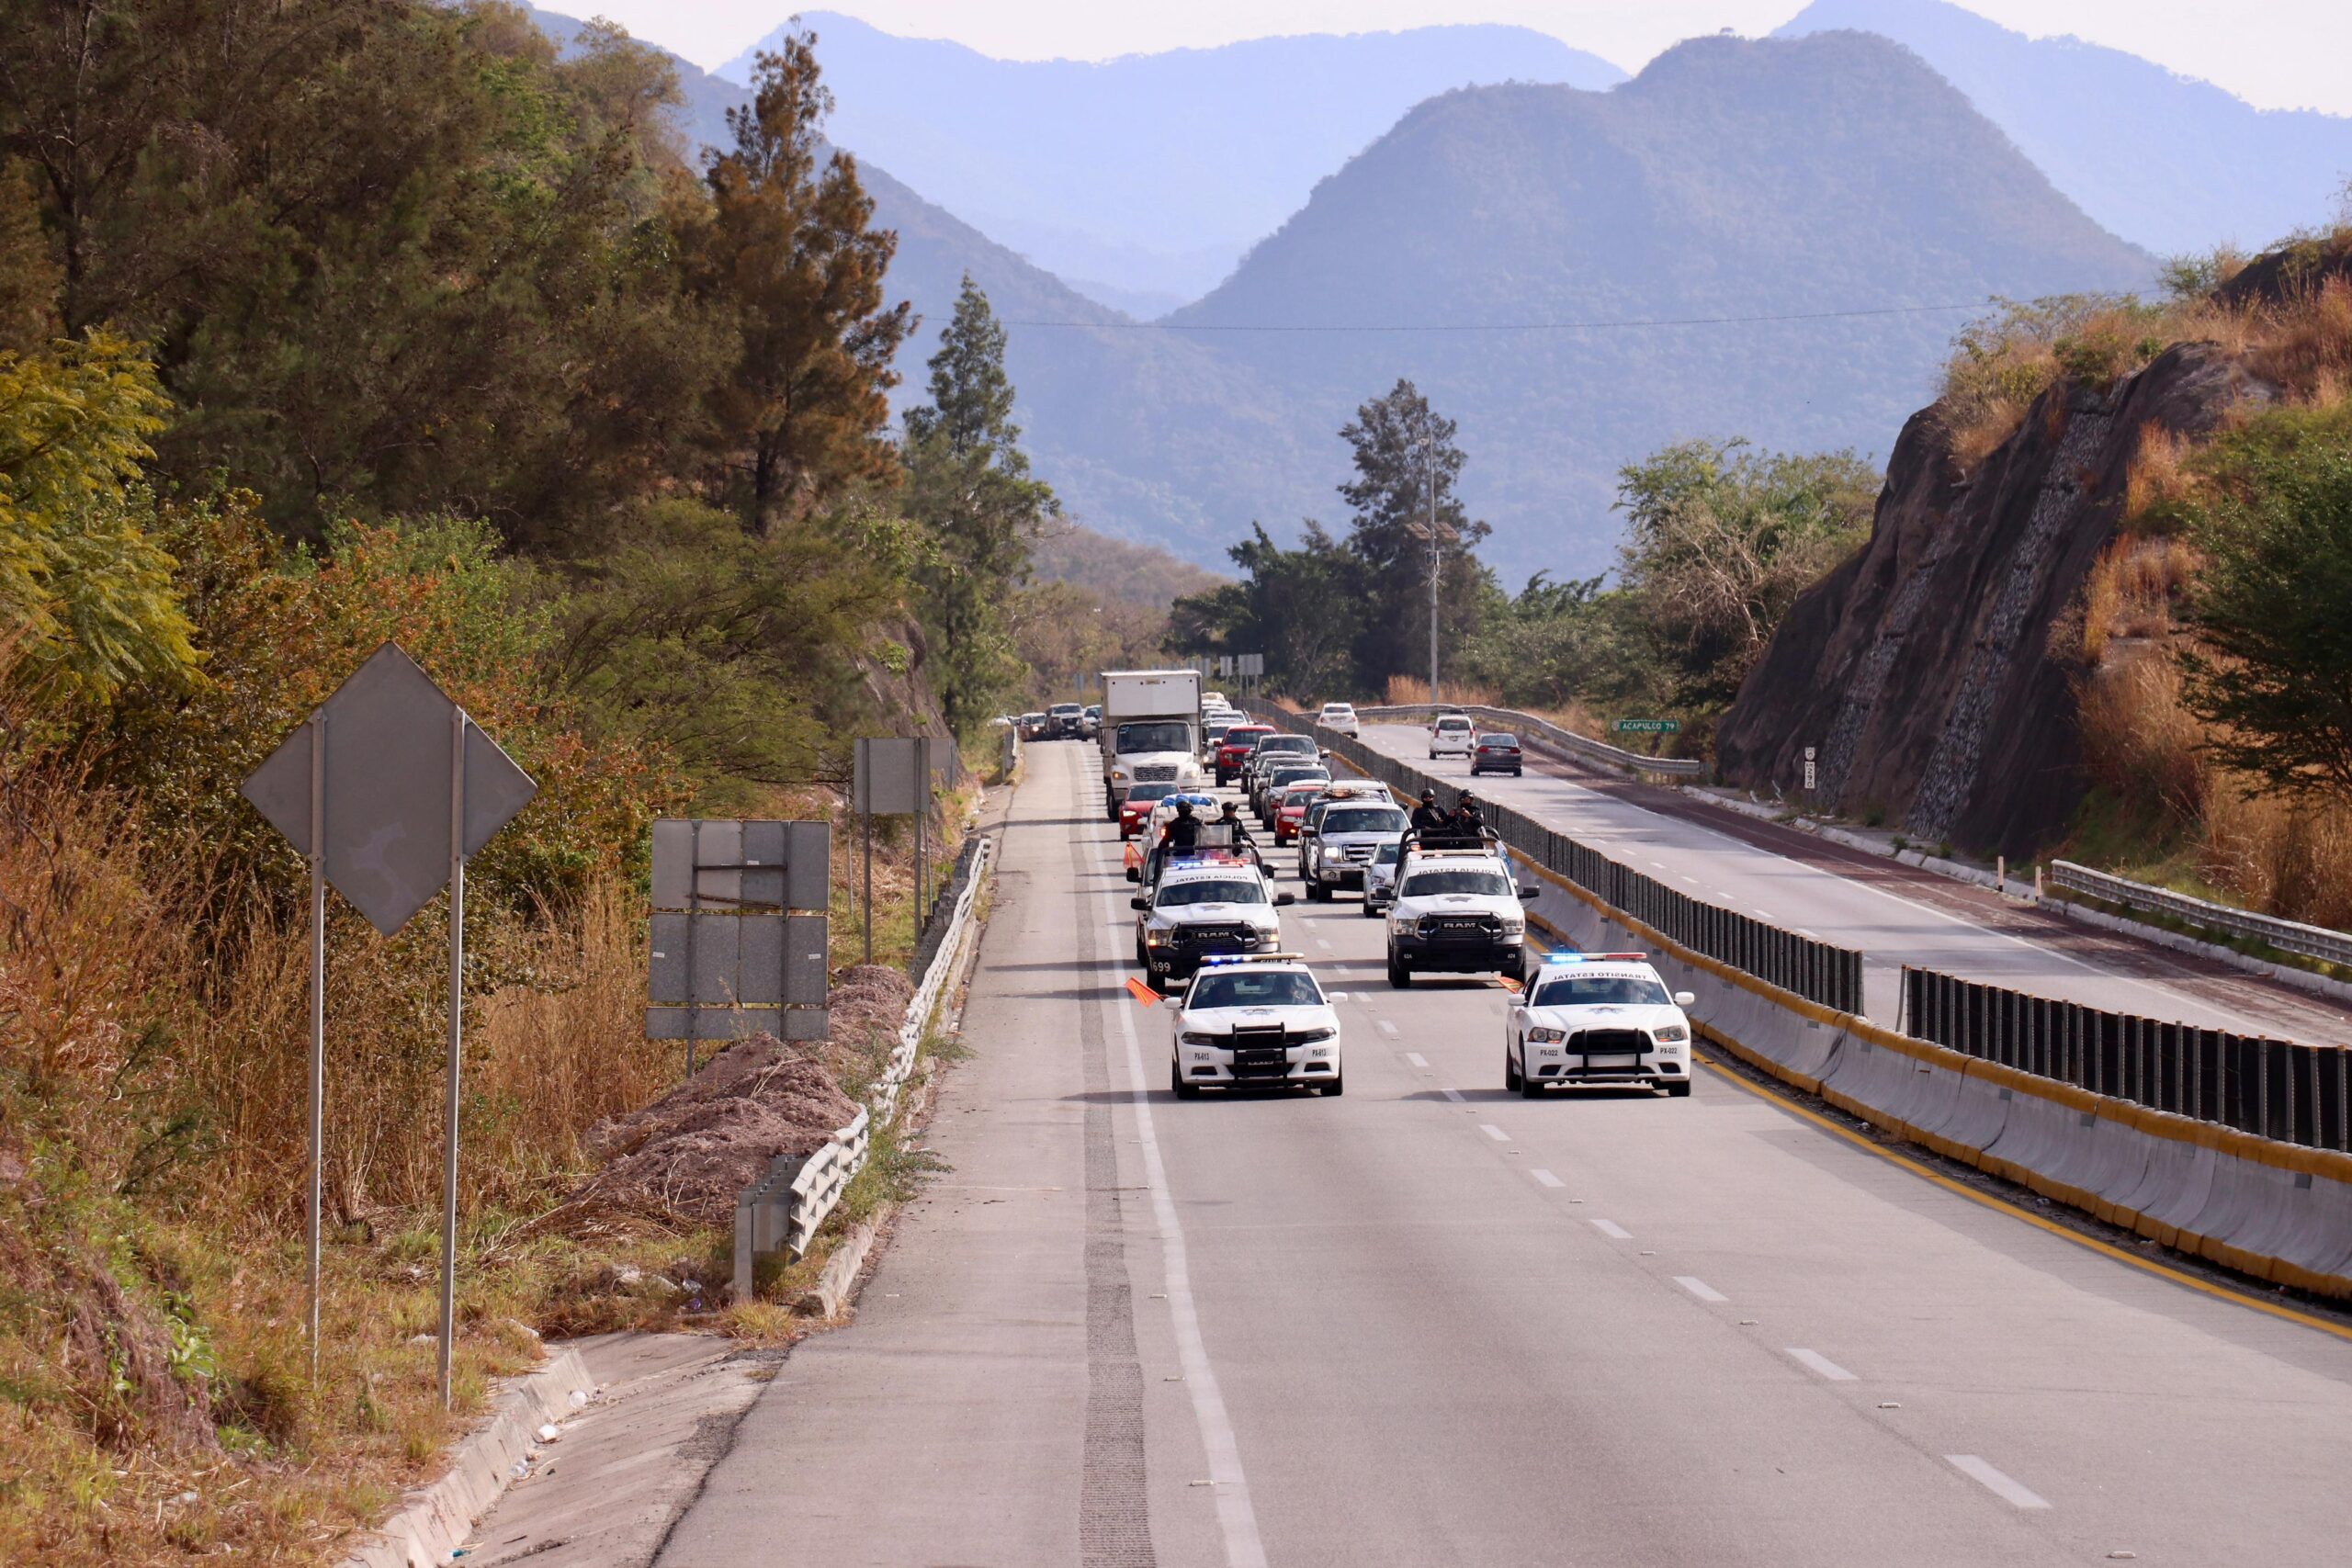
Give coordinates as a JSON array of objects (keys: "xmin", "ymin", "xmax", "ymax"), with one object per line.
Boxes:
[{"xmin": 1298, "ymin": 798, "xmax": 1408, "ymax": 902}]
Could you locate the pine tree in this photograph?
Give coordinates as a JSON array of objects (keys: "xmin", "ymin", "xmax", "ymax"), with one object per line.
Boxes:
[
  {"xmin": 903, "ymin": 276, "xmax": 1057, "ymax": 731},
  {"xmin": 1336, "ymin": 378, "xmax": 1492, "ymax": 689},
  {"xmin": 698, "ymin": 29, "xmax": 912, "ymax": 534}
]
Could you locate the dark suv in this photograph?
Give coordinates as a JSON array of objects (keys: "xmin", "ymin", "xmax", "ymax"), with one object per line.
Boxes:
[{"xmin": 1470, "ymin": 733, "xmax": 1524, "ymax": 776}]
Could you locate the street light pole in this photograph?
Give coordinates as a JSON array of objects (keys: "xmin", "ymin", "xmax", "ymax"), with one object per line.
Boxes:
[{"xmin": 1425, "ymin": 423, "xmax": 1441, "ymax": 703}]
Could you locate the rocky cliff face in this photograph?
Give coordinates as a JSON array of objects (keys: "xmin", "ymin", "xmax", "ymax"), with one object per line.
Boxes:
[{"xmin": 1713, "ymin": 343, "xmax": 2268, "ymax": 859}]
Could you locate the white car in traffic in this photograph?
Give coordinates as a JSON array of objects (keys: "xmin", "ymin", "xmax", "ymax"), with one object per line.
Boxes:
[
  {"xmin": 1317, "ymin": 701, "xmax": 1361, "ymax": 738},
  {"xmin": 1166, "ymin": 955, "xmax": 1346, "ymax": 1096},
  {"xmin": 1505, "ymin": 955, "xmax": 1698, "ymax": 1097},
  {"xmin": 1429, "ymin": 713, "xmax": 1475, "ymax": 759}
]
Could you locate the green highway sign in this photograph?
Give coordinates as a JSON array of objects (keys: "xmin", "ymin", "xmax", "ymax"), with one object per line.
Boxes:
[{"xmin": 1612, "ymin": 718, "xmax": 1679, "ymax": 735}]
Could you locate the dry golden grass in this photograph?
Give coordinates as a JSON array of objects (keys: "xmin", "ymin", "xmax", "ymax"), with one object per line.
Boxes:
[
  {"xmin": 1381, "ymin": 675, "xmax": 1499, "ymax": 707},
  {"xmin": 2250, "ymin": 273, "xmax": 2352, "ymax": 398},
  {"xmin": 2076, "ymin": 651, "xmax": 2209, "ymax": 824},
  {"xmin": 1936, "ymin": 233, "xmax": 2351, "ymax": 479},
  {"xmin": 2121, "ymin": 426, "xmax": 2196, "ymax": 528},
  {"xmin": 2075, "ymin": 534, "xmax": 2204, "ymax": 661},
  {"xmin": 2075, "ymin": 638, "xmax": 2352, "ymax": 932},
  {"xmin": 2199, "ymin": 787, "xmax": 2352, "ymax": 931},
  {"xmin": 0, "ymin": 728, "xmax": 961, "ymax": 1562}
]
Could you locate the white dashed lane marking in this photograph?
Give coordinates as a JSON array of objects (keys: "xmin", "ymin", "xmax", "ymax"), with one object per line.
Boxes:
[
  {"xmin": 1376, "ymin": 1021, "xmax": 1400, "ymax": 1038},
  {"xmin": 1945, "ymin": 1455, "xmax": 2052, "ymax": 1510},
  {"xmin": 1675, "ymin": 1276, "xmax": 1729, "ymax": 1303},
  {"xmin": 1531, "ymin": 1169, "xmax": 1566, "ymax": 1189},
  {"xmin": 1788, "ymin": 1348, "xmax": 1857, "ymax": 1382},
  {"xmin": 1591, "ymin": 1219, "xmax": 1633, "ymax": 1240},
  {"xmin": 1441, "ymin": 1089, "xmax": 1467, "ymax": 1103},
  {"xmin": 1404, "ymin": 1051, "xmax": 1428, "ymax": 1066},
  {"xmin": 1479, "ymin": 1124, "xmax": 1510, "ymax": 1143}
]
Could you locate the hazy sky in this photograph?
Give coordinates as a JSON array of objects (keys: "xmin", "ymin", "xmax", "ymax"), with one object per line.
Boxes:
[{"xmin": 579, "ymin": 1, "xmax": 2352, "ymax": 118}]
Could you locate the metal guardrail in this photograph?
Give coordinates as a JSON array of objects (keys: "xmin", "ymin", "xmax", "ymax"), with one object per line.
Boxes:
[
  {"xmin": 1905, "ymin": 966, "xmax": 2349, "ymax": 1151},
  {"xmin": 1354, "ymin": 703, "xmax": 1709, "ymax": 779},
  {"xmin": 2048, "ymin": 860, "xmax": 2352, "ymax": 969},
  {"xmin": 1246, "ymin": 705, "xmax": 1861, "ymax": 1014},
  {"xmin": 733, "ymin": 833, "xmax": 995, "ymax": 1300}
]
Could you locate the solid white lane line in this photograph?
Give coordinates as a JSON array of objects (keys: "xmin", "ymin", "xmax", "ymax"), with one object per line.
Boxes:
[
  {"xmin": 1788, "ymin": 1348, "xmax": 1857, "ymax": 1382},
  {"xmin": 1405, "ymin": 1051, "xmax": 1429, "ymax": 1067},
  {"xmin": 1105, "ymin": 903, "xmax": 1267, "ymax": 1564},
  {"xmin": 1376, "ymin": 1021, "xmax": 1400, "ymax": 1038},
  {"xmin": 1531, "ymin": 1169, "xmax": 1566, "ymax": 1189},
  {"xmin": 1674, "ymin": 1276, "xmax": 1729, "ymax": 1303},
  {"xmin": 1479, "ymin": 1123, "xmax": 1510, "ymax": 1142},
  {"xmin": 1591, "ymin": 1219, "xmax": 1633, "ymax": 1240},
  {"xmin": 1441, "ymin": 1088, "xmax": 1466, "ymax": 1103},
  {"xmin": 1945, "ymin": 1455, "xmax": 2052, "ymax": 1510}
]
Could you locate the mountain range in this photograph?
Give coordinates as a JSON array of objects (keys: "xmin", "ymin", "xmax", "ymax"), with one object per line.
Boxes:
[
  {"xmin": 1776, "ymin": 0, "xmax": 2352, "ymax": 258},
  {"xmin": 524, "ymin": 6, "xmax": 2349, "ymax": 583},
  {"xmin": 1164, "ymin": 30, "xmax": 2151, "ymax": 579},
  {"xmin": 714, "ymin": 15, "xmax": 1626, "ymax": 315}
]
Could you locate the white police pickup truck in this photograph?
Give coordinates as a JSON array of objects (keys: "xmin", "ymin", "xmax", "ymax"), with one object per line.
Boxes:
[
  {"xmin": 1504, "ymin": 954, "xmax": 1699, "ymax": 1098},
  {"xmin": 1132, "ymin": 858, "xmax": 1294, "ymax": 982},
  {"xmin": 1383, "ymin": 846, "xmax": 1537, "ymax": 987},
  {"xmin": 1165, "ymin": 954, "xmax": 1347, "ymax": 1097}
]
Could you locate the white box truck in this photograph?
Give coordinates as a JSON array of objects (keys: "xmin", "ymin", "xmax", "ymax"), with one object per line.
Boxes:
[{"xmin": 1100, "ymin": 669, "xmax": 1204, "ymax": 820}]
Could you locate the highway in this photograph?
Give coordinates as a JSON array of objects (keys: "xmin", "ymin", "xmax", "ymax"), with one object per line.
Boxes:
[
  {"xmin": 1355, "ymin": 721, "xmax": 2352, "ymax": 1046},
  {"xmin": 657, "ymin": 741, "xmax": 2352, "ymax": 1567}
]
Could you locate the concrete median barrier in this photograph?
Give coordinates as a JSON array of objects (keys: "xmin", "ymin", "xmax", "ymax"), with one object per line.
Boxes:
[
  {"xmin": 1325, "ymin": 705, "xmax": 2352, "ymax": 1298},
  {"xmin": 1509, "ymin": 830, "xmax": 2352, "ymax": 1300}
]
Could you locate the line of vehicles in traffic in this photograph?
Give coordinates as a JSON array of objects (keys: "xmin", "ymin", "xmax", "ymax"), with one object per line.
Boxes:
[{"xmin": 1084, "ymin": 669, "xmax": 1694, "ymax": 1103}]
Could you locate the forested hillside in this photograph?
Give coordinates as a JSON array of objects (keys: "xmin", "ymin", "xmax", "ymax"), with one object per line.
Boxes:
[{"xmin": 0, "ymin": 6, "xmax": 1081, "ymax": 1557}]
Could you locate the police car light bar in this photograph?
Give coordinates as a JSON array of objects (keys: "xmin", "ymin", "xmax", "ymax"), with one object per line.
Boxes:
[{"xmin": 1198, "ymin": 952, "xmax": 1307, "ymax": 965}]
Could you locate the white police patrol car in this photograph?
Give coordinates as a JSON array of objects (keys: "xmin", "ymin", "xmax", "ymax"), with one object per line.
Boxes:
[
  {"xmin": 1504, "ymin": 953, "xmax": 1699, "ymax": 1097},
  {"xmin": 1165, "ymin": 954, "xmax": 1347, "ymax": 1097}
]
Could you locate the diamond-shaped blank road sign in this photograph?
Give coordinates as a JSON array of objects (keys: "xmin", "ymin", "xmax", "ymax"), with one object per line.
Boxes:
[{"xmin": 242, "ymin": 643, "xmax": 538, "ymax": 936}]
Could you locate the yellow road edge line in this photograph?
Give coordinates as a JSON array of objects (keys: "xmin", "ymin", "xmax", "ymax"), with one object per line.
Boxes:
[
  {"xmin": 1320, "ymin": 732, "xmax": 2352, "ymax": 1330},
  {"xmin": 1694, "ymin": 1055, "xmax": 2352, "ymax": 1344}
]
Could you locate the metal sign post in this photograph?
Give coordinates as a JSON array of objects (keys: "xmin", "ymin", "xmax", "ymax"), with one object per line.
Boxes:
[
  {"xmin": 854, "ymin": 739, "xmax": 931, "ymax": 966},
  {"xmin": 242, "ymin": 644, "xmax": 537, "ymax": 1411},
  {"xmin": 305, "ymin": 715, "xmax": 325, "ymax": 1378}
]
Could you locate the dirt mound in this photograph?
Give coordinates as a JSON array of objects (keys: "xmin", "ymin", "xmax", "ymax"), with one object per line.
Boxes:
[
  {"xmin": 820, "ymin": 964, "xmax": 917, "ymax": 1082},
  {"xmin": 548, "ymin": 1037, "xmax": 864, "ymax": 1234}
]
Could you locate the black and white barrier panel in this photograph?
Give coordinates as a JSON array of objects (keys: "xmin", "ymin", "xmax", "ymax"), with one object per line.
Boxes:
[{"xmin": 1905, "ymin": 966, "xmax": 2349, "ymax": 1153}]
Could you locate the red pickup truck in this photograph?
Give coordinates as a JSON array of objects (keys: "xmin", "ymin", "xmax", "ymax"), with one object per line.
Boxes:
[{"xmin": 1213, "ymin": 724, "xmax": 1274, "ymax": 785}]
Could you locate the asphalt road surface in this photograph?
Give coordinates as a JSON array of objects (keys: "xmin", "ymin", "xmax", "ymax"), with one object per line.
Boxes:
[
  {"xmin": 1357, "ymin": 721, "xmax": 2351, "ymax": 1045},
  {"xmin": 656, "ymin": 742, "xmax": 2352, "ymax": 1567}
]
